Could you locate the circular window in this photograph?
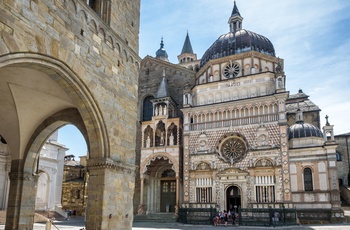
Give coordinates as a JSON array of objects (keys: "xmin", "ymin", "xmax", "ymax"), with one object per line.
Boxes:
[
  {"xmin": 218, "ymin": 136, "xmax": 247, "ymax": 163},
  {"xmin": 223, "ymin": 62, "xmax": 240, "ymax": 78}
]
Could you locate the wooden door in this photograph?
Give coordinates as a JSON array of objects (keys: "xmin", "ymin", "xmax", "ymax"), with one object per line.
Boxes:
[{"xmin": 160, "ymin": 180, "xmax": 176, "ymax": 212}]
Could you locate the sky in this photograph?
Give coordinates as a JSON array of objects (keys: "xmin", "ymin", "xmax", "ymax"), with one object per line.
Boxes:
[{"xmin": 58, "ymin": 0, "xmax": 350, "ymax": 157}]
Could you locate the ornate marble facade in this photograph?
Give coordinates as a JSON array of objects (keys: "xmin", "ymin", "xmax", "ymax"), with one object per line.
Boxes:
[{"xmin": 136, "ymin": 1, "xmax": 343, "ymax": 222}]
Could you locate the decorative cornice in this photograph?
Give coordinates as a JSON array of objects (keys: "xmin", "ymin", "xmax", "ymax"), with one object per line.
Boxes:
[
  {"xmin": 87, "ymin": 158, "xmax": 137, "ymax": 174},
  {"xmin": 9, "ymin": 172, "xmax": 39, "ymax": 182}
]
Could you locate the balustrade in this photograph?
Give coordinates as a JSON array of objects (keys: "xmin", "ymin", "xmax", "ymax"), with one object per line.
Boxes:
[{"xmin": 189, "ymin": 114, "xmax": 278, "ymax": 131}]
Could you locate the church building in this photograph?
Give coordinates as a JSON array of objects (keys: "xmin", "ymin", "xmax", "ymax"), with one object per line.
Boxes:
[{"xmin": 135, "ymin": 1, "xmax": 343, "ymax": 222}]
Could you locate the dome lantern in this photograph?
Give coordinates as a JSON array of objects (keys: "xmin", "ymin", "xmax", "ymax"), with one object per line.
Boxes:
[{"xmin": 228, "ymin": 1, "xmax": 243, "ymax": 33}]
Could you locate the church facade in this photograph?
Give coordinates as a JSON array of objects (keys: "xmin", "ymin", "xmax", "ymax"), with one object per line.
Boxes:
[{"xmin": 136, "ymin": 2, "xmax": 343, "ymax": 222}]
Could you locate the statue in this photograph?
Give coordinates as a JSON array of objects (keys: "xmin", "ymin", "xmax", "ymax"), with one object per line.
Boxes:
[
  {"xmin": 169, "ymin": 132, "xmax": 174, "ymax": 146},
  {"xmin": 155, "ymin": 106, "xmax": 159, "ymax": 116},
  {"xmin": 137, "ymin": 204, "xmax": 145, "ymax": 215},
  {"xmin": 278, "ymin": 78, "xmax": 283, "ymax": 88},
  {"xmin": 146, "ymin": 135, "xmax": 151, "ymax": 148},
  {"xmin": 160, "ymin": 131, "xmax": 164, "ymax": 145}
]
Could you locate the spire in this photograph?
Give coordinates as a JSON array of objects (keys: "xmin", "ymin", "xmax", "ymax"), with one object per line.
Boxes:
[
  {"xmin": 228, "ymin": 1, "xmax": 243, "ymax": 33},
  {"xmin": 181, "ymin": 31, "xmax": 194, "ymax": 54},
  {"xmin": 231, "ymin": 1, "xmax": 241, "ymax": 17},
  {"xmin": 155, "ymin": 37, "xmax": 169, "ymax": 62},
  {"xmin": 177, "ymin": 32, "xmax": 197, "ymax": 64},
  {"xmin": 155, "ymin": 70, "xmax": 170, "ymax": 98}
]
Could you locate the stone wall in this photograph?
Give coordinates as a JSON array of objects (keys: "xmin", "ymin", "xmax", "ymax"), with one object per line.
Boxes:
[
  {"xmin": 0, "ymin": 0, "xmax": 140, "ymax": 229},
  {"xmin": 335, "ymin": 135, "xmax": 350, "ymax": 186}
]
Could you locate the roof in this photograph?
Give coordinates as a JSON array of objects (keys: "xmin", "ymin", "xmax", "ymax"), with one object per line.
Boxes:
[
  {"xmin": 155, "ymin": 77, "xmax": 170, "ymax": 98},
  {"xmin": 231, "ymin": 1, "xmax": 241, "ymax": 17},
  {"xmin": 288, "ymin": 123, "xmax": 324, "ymax": 140},
  {"xmin": 335, "ymin": 132, "xmax": 350, "ymax": 137},
  {"xmin": 155, "ymin": 38, "xmax": 168, "ymax": 61},
  {"xmin": 181, "ymin": 32, "xmax": 194, "ymax": 54},
  {"xmin": 200, "ymin": 29, "xmax": 275, "ymax": 67},
  {"xmin": 286, "ymin": 89, "xmax": 320, "ymax": 113}
]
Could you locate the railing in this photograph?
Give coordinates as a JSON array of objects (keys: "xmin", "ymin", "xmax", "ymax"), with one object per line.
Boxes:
[
  {"xmin": 190, "ymin": 114, "xmax": 278, "ymax": 131},
  {"xmin": 238, "ymin": 207, "xmax": 297, "ymax": 227},
  {"xmin": 178, "ymin": 207, "xmax": 217, "ymax": 225}
]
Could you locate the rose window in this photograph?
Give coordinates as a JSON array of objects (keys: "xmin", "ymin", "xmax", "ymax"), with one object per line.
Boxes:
[
  {"xmin": 223, "ymin": 62, "xmax": 240, "ymax": 78},
  {"xmin": 217, "ymin": 135, "xmax": 247, "ymax": 164}
]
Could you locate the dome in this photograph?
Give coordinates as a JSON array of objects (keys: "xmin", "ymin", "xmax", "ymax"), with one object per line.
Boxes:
[
  {"xmin": 288, "ymin": 123, "xmax": 324, "ymax": 140},
  {"xmin": 200, "ymin": 29, "xmax": 275, "ymax": 67},
  {"xmin": 155, "ymin": 38, "xmax": 169, "ymax": 62}
]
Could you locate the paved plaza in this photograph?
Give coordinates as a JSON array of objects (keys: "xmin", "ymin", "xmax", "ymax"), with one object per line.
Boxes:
[{"xmin": 0, "ymin": 217, "xmax": 349, "ymax": 230}]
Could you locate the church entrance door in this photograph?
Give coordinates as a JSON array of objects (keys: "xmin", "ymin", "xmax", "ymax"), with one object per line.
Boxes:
[
  {"xmin": 160, "ymin": 180, "xmax": 176, "ymax": 212},
  {"xmin": 226, "ymin": 186, "xmax": 241, "ymax": 212}
]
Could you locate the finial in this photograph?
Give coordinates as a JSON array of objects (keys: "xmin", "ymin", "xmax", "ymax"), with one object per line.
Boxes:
[
  {"xmin": 325, "ymin": 115, "xmax": 330, "ymax": 126},
  {"xmin": 296, "ymin": 107, "xmax": 304, "ymax": 124},
  {"xmin": 160, "ymin": 37, "xmax": 164, "ymax": 48}
]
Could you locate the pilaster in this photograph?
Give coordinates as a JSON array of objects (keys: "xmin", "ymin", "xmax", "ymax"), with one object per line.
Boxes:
[
  {"xmin": 5, "ymin": 171, "xmax": 38, "ymax": 230},
  {"xmin": 85, "ymin": 158, "xmax": 136, "ymax": 230}
]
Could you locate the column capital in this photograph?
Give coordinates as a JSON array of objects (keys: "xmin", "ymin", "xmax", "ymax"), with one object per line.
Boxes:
[{"xmin": 87, "ymin": 157, "xmax": 137, "ymax": 174}]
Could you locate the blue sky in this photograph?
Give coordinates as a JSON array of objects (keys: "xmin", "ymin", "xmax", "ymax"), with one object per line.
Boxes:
[{"xmin": 58, "ymin": 0, "xmax": 350, "ymax": 157}]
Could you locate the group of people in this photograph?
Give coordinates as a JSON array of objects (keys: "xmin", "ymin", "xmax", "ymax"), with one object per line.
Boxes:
[{"xmin": 213, "ymin": 210, "xmax": 237, "ymax": 227}]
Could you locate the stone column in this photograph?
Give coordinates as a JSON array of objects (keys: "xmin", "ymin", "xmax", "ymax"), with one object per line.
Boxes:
[
  {"xmin": 140, "ymin": 177, "xmax": 144, "ymax": 206},
  {"xmin": 86, "ymin": 158, "xmax": 136, "ymax": 230},
  {"xmin": 5, "ymin": 171, "xmax": 39, "ymax": 230},
  {"xmin": 176, "ymin": 175, "xmax": 180, "ymax": 208}
]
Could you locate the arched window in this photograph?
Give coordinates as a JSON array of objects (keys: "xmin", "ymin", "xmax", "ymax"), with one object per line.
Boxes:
[
  {"xmin": 88, "ymin": 0, "xmax": 95, "ymax": 8},
  {"xmin": 336, "ymin": 152, "xmax": 342, "ymax": 161},
  {"xmin": 303, "ymin": 168, "xmax": 313, "ymax": 191},
  {"xmin": 142, "ymin": 96, "xmax": 154, "ymax": 121},
  {"xmin": 87, "ymin": 0, "xmax": 111, "ymax": 24}
]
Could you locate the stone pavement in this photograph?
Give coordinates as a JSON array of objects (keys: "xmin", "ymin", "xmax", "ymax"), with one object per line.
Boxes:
[{"xmin": 0, "ymin": 217, "xmax": 349, "ymax": 230}]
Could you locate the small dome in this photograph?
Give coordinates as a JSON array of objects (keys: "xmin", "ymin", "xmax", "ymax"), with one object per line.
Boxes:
[
  {"xmin": 288, "ymin": 123, "xmax": 324, "ymax": 140},
  {"xmin": 200, "ymin": 29, "xmax": 275, "ymax": 67},
  {"xmin": 155, "ymin": 38, "xmax": 168, "ymax": 61}
]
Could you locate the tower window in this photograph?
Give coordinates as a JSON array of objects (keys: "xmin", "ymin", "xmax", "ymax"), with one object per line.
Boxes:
[
  {"xmin": 336, "ymin": 152, "xmax": 342, "ymax": 161},
  {"xmin": 87, "ymin": 0, "xmax": 111, "ymax": 24}
]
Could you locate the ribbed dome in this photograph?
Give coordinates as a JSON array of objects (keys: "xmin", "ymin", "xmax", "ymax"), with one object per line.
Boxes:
[
  {"xmin": 200, "ymin": 29, "xmax": 275, "ymax": 67},
  {"xmin": 288, "ymin": 123, "xmax": 324, "ymax": 140}
]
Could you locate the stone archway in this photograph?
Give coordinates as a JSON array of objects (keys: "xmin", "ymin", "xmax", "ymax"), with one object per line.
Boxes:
[
  {"xmin": 139, "ymin": 154, "xmax": 180, "ymax": 214},
  {"xmin": 0, "ymin": 53, "xmax": 135, "ymax": 229}
]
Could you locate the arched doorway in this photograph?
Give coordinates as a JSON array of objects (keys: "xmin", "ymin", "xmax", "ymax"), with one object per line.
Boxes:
[
  {"xmin": 226, "ymin": 186, "xmax": 241, "ymax": 212},
  {"xmin": 139, "ymin": 154, "xmax": 179, "ymax": 214}
]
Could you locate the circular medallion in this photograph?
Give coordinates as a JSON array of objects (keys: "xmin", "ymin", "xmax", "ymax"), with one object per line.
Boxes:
[
  {"xmin": 218, "ymin": 136, "xmax": 247, "ymax": 163},
  {"xmin": 223, "ymin": 62, "xmax": 240, "ymax": 78},
  {"xmin": 259, "ymin": 134, "xmax": 266, "ymax": 141}
]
